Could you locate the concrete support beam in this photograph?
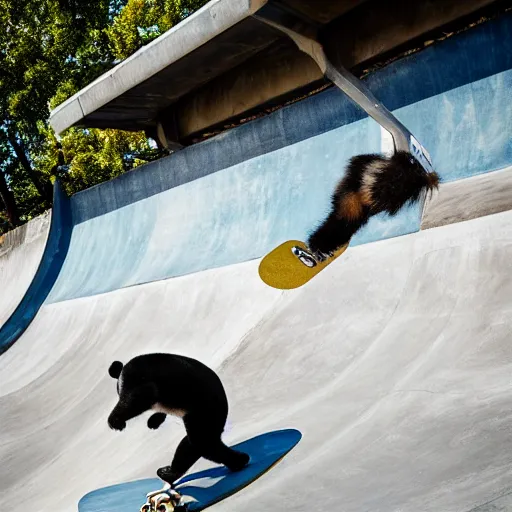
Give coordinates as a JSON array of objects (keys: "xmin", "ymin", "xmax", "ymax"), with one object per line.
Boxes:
[
  {"xmin": 49, "ymin": 0, "xmax": 272, "ymax": 137},
  {"xmin": 279, "ymin": 0, "xmax": 367, "ymax": 25},
  {"xmin": 155, "ymin": 111, "xmax": 184, "ymax": 152},
  {"xmin": 176, "ymin": 40, "xmax": 324, "ymax": 137},
  {"xmin": 323, "ymin": 0, "xmax": 499, "ymax": 69}
]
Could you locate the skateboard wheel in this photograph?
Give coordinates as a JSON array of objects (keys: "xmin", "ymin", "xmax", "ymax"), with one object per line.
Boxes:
[{"xmin": 156, "ymin": 504, "xmax": 174, "ymax": 512}]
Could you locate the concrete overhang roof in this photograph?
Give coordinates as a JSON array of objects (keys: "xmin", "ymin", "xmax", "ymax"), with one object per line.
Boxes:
[
  {"xmin": 49, "ymin": 0, "xmax": 364, "ymax": 135},
  {"xmin": 49, "ymin": 0, "xmax": 499, "ymax": 138}
]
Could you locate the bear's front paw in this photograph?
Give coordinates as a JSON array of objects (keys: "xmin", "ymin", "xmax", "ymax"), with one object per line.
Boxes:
[
  {"xmin": 148, "ymin": 412, "xmax": 166, "ymax": 430},
  {"xmin": 108, "ymin": 414, "xmax": 126, "ymax": 431}
]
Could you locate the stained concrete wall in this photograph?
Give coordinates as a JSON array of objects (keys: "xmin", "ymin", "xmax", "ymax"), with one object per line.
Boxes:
[
  {"xmin": 0, "ymin": 212, "xmax": 51, "ymax": 328},
  {"xmin": 69, "ymin": 13, "xmax": 512, "ymax": 224}
]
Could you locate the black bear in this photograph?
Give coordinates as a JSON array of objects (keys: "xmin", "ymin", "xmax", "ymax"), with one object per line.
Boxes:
[
  {"xmin": 107, "ymin": 353, "xmax": 250, "ymax": 485},
  {"xmin": 307, "ymin": 151, "xmax": 440, "ymax": 259}
]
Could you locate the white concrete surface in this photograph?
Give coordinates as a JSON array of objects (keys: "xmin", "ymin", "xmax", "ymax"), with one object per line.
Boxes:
[
  {"xmin": 1, "ymin": 210, "xmax": 512, "ymax": 512},
  {"xmin": 0, "ymin": 211, "xmax": 51, "ymax": 328},
  {"xmin": 422, "ymin": 166, "xmax": 512, "ymax": 229}
]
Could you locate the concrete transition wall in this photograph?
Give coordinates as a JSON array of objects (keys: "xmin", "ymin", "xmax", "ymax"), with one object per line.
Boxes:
[
  {"xmin": 0, "ymin": 182, "xmax": 72, "ymax": 354},
  {"xmin": 46, "ymin": 13, "xmax": 512, "ymax": 304},
  {"xmin": 0, "ymin": 212, "xmax": 51, "ymax": 328}
]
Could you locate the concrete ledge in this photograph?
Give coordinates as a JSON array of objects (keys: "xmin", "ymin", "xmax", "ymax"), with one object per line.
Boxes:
[
  {"xmin": 49, "ymin": 98, "xmax": 85, "ymax": 140},
  {"xmin": 421, "ymin": 166, "xmax": 512, "ymax": 230}
]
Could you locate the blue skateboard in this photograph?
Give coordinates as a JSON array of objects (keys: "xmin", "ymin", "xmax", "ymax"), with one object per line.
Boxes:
[{"xmin": 79, "ymin": 429, "xmax": 302, "ymax": 512}]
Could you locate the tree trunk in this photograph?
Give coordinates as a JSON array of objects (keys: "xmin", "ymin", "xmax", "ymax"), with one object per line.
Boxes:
[
  {"xmin": 0, "ymin": 171, "xmax": 21, "ymax": 228},
  {"xmin": 7, "ymin": 132, "xmax": 52, "ymax": 202}
]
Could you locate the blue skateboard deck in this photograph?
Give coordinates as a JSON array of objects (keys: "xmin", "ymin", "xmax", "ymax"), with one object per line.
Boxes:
[{"xmin": 79, "ymin": 429, "xmax": 302, "ymax": 512}]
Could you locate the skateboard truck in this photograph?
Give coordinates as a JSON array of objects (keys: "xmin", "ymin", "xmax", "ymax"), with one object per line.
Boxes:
[
  {"xmin": 291, "ymin": 246, "xmax": 333, "ymax": 267},
  {"xmin": 140, "ymin": 485, "xmax": 186, "ymax": 512},
  {"xmin": 291, "ymin": 246, "xmax": 317, "ymax": 267}
]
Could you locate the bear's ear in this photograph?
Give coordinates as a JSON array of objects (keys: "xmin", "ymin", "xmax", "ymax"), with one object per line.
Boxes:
[{"xmin": 108, "ymin": 361, "xmax": 124, "ymax": 379}]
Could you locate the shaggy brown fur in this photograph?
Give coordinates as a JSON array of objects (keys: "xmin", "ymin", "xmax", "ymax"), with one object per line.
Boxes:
[{"xmin": 308, "ymin": 151, "xmax": 439, "ymax": 255}]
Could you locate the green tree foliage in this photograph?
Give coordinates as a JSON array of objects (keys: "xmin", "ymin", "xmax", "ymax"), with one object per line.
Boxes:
[
  {"xmin": 40, "ymin": 125, "xmax": 162, "ymax": 196},
  {"xmin": 0, "ymin": 0, "xmax": 116, "ymax": 228},
  {"xmin": 0, "ymin": 0, "xmax": 208, "ymax": 233},
  {"xmin": 107, "ymin": 0, "xmax": 208, "ymax": 60}
]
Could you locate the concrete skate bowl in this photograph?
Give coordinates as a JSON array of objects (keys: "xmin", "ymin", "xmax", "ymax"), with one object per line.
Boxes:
[
  {"xmin": 1, "ymin": 11, "xmax": 512, "ymax": 512},
  {"xmin": 1, "ymin": 212, "xmax": 512, "ymax": 512}
]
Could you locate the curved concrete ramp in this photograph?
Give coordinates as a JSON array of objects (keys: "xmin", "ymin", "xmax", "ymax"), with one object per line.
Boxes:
[
  {"xmin": 0, "ymin": 211, "xmax": 51, "ymax": 328},
  {"xmin": 1, "ymin": 211, "xmax": 512, "ymax": 512}
]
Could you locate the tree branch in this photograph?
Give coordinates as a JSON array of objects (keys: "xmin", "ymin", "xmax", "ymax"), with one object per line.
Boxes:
[
  {"xmin": 0, "ymin": 170, "xmax": 21, "ymax": 228},
  {"xmin": 7, "ymin": 131, "xmax": 52, "ymax": 202}
]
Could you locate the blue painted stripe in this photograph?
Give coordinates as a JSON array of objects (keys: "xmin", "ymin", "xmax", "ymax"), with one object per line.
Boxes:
[{"xmin": 0, "ymin": 180, "xmax": 73, "ymax": 354}]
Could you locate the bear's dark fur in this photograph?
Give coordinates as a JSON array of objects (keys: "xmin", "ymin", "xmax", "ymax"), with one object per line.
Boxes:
[{"xmin": 107, "ymin": 353, "xmax": 249, "ymax": 485}]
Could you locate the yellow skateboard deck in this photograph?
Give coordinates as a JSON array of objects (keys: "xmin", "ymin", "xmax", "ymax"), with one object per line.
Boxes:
[{"xmin": 258, "ymin": 240, "xmax": 348, "ymax": 290}]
